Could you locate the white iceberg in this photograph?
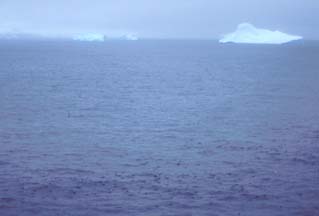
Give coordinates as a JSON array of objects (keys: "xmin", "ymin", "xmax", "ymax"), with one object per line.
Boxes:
[
  {"xmin": 73, "ymin": 33, "xmax": 105, "ymax": 42},
  {"xmin": 219, "ymin": 23, "xmax": 302, "ymax": 44}
]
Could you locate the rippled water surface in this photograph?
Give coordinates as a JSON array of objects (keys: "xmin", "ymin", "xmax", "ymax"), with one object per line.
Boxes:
[{"xmin": 0, "ymin": 40, "xmax": 319, "ymax": 216}]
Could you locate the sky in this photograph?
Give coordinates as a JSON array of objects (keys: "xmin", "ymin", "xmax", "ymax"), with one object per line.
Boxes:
[{"xmin": 0, "ymin": 0, "xmax": 318, "ymax": 39}]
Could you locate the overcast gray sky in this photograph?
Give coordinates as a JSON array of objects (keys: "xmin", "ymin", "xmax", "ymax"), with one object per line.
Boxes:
[{"xmin": 0, "ymin": 0, "xmax": 318, "ymax": 39}]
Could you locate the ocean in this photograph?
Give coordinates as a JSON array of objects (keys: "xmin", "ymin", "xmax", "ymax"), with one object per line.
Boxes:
[{"xmin": 0, "ymin": 40, "xmax": 319, "ymax": 215}]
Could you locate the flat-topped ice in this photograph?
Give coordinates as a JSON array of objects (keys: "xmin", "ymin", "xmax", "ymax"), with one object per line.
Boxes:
[
  {"xmin": 220, "ymin": 23, "xmax": 302, "ymax": 44},
  {"xmin": 72, "ymin": 33, "xmax": 138, "ymax": 41},
  {"xmin": 73, "ymin": 33, "xmax": 105, "ymax": 42}
]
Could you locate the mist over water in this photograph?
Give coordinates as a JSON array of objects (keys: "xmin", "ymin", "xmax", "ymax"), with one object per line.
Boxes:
[
  {"xmin": 0, "ymin": 40, "xmax": 319, "ymax": 215},
  {"xmin": 1, "ymin": 0, "xmax": 319, "ymax": 39}
]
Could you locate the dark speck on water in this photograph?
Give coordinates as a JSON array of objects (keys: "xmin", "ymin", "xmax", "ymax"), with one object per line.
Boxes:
[{"xmin": 0, "ymin": 40, "xmax": 319, "ymax": 215}]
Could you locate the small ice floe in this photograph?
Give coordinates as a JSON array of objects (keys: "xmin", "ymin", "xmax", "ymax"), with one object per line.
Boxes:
[
  {"xmin": 72, "ymin": 33, "xmax": 105, "ymax": 42},
  {"xmin": 219, "ymin": 23, "xmax": 302, "ymax": 44}
]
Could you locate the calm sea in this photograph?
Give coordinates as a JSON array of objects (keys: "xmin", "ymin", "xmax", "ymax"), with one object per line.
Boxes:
[{"xmin": 0, "ymin": 40, "xmax": 319, "ymax": 215}]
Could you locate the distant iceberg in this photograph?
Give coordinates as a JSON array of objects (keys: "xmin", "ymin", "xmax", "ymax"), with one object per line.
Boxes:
[
  {"xmin": 73, "ymin": 33, "xmax": 105, "ymax": 42},
  {"xmin": 125, "ymin": 34, "xmax": 138, "ymax": 41},
  {"xmin": 219, "ymin": 23, "xmax": 302, "ymax": 44},
  {"xmin": 0, "ymin": 33, "xmax": 19, "ymax": 39},
  {"xmin": 0, "ymin": 32, "xmax": 47, "ymax": 40}
]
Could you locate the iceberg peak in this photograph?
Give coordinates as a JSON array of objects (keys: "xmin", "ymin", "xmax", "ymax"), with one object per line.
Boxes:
[{"xmin": 220, "ymin": 23, "xmax": 302, "ymax": 44}]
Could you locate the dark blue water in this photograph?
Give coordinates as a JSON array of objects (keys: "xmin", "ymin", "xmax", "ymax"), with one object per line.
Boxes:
[{"xmin": 0, "ymin": 40, "xmax": 319, "ymax": 216}]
